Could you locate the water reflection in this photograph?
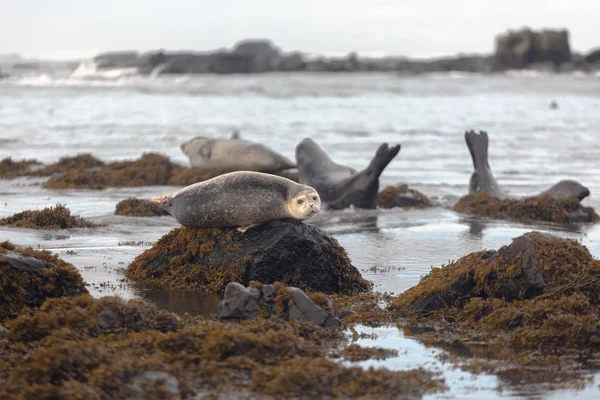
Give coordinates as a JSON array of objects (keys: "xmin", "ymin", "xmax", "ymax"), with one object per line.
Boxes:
[{"xmin": 132, "ymin": 282, "xmax": 221, "ymax": 317}]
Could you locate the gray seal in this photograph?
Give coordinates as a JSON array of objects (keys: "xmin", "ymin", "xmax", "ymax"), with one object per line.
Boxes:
[
  {"xmin": 295, "ymin": 138, "xmax": 401, "ymax": 210},
  {"xmin": 152, "ymin": 171, "xmax": 321, "ymax": 232},
  {"xmin": 180, "ymin": 135, "xmax": 295, "ymax": 173},
  {"xmin": 465, "ymin": 130, "xmax": 590, "ymax": 201}
]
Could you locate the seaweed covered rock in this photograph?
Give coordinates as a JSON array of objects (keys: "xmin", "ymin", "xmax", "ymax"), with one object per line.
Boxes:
[
  {"xmin": 125, "ymin": 219, "xmax": 372, "ymax": 295},
  {"xmin": 0, "ymin": 241, "xmax": 88, "ymax": 322},
  {"xmin": 37, "ymin": 152, "xmax": 299, "ymax": 189},
  {"xmin": 7, "ymin": 295, "xmax": 181, "ymax": 342},
  {"xmin": 218, "ymin": 281, "xmax": 341, "ymax": 327},
  {"xmin": 390, "ymin": 232, "xmax": 600, "ymax": 353},
  {"xmin": 0, "ymin": 157, "xmax": 41, "ymax": 179},
  {"xmin": 378, "ymin": 184, "xmax": 431, "ymax": 209},
  {"xmin": 453, "ymin": 192, "xmax": 599, "ymax": 224},
  {"xmin": 0, "ymin": 204, "xmax": 99, "ymax": 229},
  {"xmin": 114, "ymin": 197, "xmax": 169, "ymax": 217},
  {"xmin": 0, "ymin": 295, "xmax": 445, "ymax": 400}
]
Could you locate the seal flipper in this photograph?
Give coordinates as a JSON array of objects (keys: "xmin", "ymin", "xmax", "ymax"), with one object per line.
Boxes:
[
  {"xmin": 327, "ymin": 143, "xmax": 401, "ymax": 210},
  {"xmin": 152, "ymin": 194, "xmax": 175, "ymax": 215},
  {"xmin": 237, "ymin": 223, "xmax": 261, "ymax": 233},
  {"xmin": 464, "ymin": 130, "xmax": 504, "ymax": 197},
  {"xmin": 465, "ymin": 130, "xmax": 490, "ymax": 171}
]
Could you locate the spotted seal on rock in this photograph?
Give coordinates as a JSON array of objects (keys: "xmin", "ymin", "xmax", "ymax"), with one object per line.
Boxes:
[
  {"xmin": 465, "ymin": 130, "xmax": 590, "ymax": 201},
  {"xmin": 180, "ymin": 135, "xmax": 295, "ymax": 173},
  {"xmin": 152, "ymin": 171, "xmax": 320, "ymax": 232},
  {"xmin": 295, "ymin": 138, "xmax": 401, "ymax": 210}
]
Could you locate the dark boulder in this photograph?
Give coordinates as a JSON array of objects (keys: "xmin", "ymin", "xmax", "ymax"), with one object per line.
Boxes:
[
  {"xmin": 232, "ymin": 39, "xmax": 282, "ymax": 72},
  {"xmin": 584, "ymin": 48, "xmax": 600, "ymax": 64},
  {"xmin": 0, "ymin": 241, "xmax": 88, "ymax": 322},
  {"xmin": 493, "ymin": 28, "xmax": 571, "ymax": 70},
  {"xmin": 125, "ymin": 219, "xmax": 372, "ymax": 295}
]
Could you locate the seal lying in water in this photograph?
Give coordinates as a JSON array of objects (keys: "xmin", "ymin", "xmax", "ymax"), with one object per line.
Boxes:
[
  {"xmin": 465, "ymin": 130, "xmax": 590, "ymax": 201},
  {"xmin": 152, "ymin": 171, "xmax": 321, "ymax": 232},
  {"xmin": 295, "ymin": 138, "xmax": 401, "ymax": 210},
  {"xmin": 180, "ymin": 135, "xmax": 295, "ymax": 173}
]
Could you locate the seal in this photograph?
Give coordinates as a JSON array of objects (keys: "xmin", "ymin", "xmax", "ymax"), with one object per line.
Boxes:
[
  {"xmin": 295, "ymin": 138, "xmax": 401, "ymax": 210},
  {"xmin": 180, "ymin": 136, "xmax": 295, "ymax": 173},
  {"xmin": 465, "ymin": 130, "xmax": 505, "ymax": 198},
  {"xmin": 465, "ymin": 130, "xmax": 590, "ymax": 201},
  {"xmin": 151, "ymin": 171, "xmax": 321, "ymax": 232}
]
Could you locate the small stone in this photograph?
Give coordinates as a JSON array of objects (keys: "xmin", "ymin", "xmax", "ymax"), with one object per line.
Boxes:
[
  {"xmin": 97, "ymin": 309, "xmax": 121, "ymax": 331},
  {"xmin": 218, "ymin": 282, "xmax": 261, "ymax": 321},
  {"xmin": 287, "ymin": 287, "xmax": 329, "ymax": 326}
]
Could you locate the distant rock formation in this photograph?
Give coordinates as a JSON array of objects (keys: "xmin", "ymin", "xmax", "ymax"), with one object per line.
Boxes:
[
  {"xmin": 493, "ymin": 28, "xmax": 571, "ymax": 70},
  {"xmin": 84, "ymin": 31, "xmax": 600, "ymax": 76}
]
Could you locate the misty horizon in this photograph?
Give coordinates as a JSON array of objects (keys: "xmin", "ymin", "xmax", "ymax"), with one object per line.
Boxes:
[{"xmin": 2, "ymin": 0, "xmax": 600, "ymax": 61}]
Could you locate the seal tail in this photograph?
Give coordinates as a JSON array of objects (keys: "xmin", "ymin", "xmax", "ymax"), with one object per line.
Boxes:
[
  {"xmin": 366, "ymin": 143, "xmax": 401, "ymax": 177},
  {"xmin": 152, "ymin": 194, "xmax": 174, "ymax": 210},
  {"xmin": 465, "ymin": 130, "xmax": 490, "ymax": 171}
]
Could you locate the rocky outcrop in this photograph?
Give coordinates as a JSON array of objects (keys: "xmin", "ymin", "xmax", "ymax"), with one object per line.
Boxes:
[
  {"xmin": 378, "ymin": 185, "xmax": 431, "ymax": 209},
  {"xmin": 390, "ymin": 232, "xmax": 600, "ymax": 353},
  {"xmin": 493, "ymin": 28, "xmax": 571, "ymax": 70},
  {"xmin": 84, "ymin": 32, "xmax": 600, "ymax": 76},
  {"xmin": 218, "ymin": 281, "xmax": 342, "ymax": 327},
  {"xmin": 125, "ymin": 219, "xmax": 372, "ymax": 295},
  {"xmin": 0, "ymin": 241, "xmax": 88, "ymax": 321}
]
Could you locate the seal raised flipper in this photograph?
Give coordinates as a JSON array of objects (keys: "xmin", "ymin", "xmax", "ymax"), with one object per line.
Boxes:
[
  {"xmin": 325, "ymin": 143, "xmax": 401, "ymax": 210},
  {"xmin": 465, "ymin": 130, "xmax": 504, "ymax": 198}
]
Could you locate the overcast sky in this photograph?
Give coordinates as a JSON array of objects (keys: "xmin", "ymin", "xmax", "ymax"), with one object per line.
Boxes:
[{"xmin": 2, "ymin": 0, "xmax": 600, "ymax": 59}]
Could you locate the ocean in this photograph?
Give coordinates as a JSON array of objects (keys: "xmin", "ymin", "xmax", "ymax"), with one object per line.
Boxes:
[{"xmin": 1, "ymin": 67, "xmax": 600, "ymax": 399}]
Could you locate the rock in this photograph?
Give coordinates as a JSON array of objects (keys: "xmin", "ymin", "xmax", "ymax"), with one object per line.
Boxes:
[
  {"xmin": 0, "ymin": 204, "xmax": 99, "ymax": 230},
  {"xmin": 584, "ymin": 48, "xmax": 600, "ymax": 64},
  {"xmin": 125, "ymin": 219, "xmax": 372, "ymax": 295},
  {"xmin": 218, "ymin": 282, "xmax": 262, "ymax": 321},
  {"xmin": 128, "ymin": 371, "xmax": 182, "ymax": 400},
  {"xmin": 0, "ymin": 241, "xmax": 88, "ymax": 321},
  {"xmin": 0, "ymin": 324, "xmax": 7, "ymax": 334},
  {"xmin": 94, "ymin": 51, "xmax": 140, "ymax": 69},
  {"xmin": 218, "ymin": 282, "xmax": 341, "ymax": 327},
  {"xmin": 453, "ymin": 192, "xmax": 599, "ymax": 224},
  {"xmin": 377, "ymin": 185, "xmax": 431, "ymax": 209},
  {"xmin": 493, "ymin": 28, "xmax": 571, "ymax": 70},
  {"xmin": 390, "ymin": 231, "xmax": 591, "ymax": 315},
  {"xmin": 278, "ymin": 52, "xmax": 306, "ymax": 71},
  {"xmin": 287, "ymin": 286, "xmax": 336, "ymax": 326},
  {"xmin": 232, "ymin": 39, "xmax": 282, "ymax": 73}
]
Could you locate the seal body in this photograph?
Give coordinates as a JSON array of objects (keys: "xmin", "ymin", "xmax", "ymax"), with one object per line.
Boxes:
[
  {"xmin": 152, "ymin": 171, "xmax": 320, "ymax": 231},
  {"xmin": 180, "ymin": 136, "xmax": 295, "ymax": 173},
  {"xmin": 465, "ymin": 130, "xmax": 590, "ymax": 202},
  {"xmin": 295, "ymin": 138, "xmax": 400, "ymax": 210}
]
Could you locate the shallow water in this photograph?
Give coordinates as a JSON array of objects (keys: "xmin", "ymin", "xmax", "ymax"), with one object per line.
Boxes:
[{"xmin": 2, "ymin": 72, "xmax": 600, "ymax": 399}]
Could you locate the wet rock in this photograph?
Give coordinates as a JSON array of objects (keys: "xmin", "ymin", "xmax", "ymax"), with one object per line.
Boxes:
[
  {"xmin": 219, "ymin": 282, "xmax": 341, "ymax": 327},
  {"xmin": 390, "ymin": 232, "xmax": 600, "ymax": 353},
  {"xmin": 391, "ymin": 232, "xmax": 587, "ymax": 315},
  {"xmin": 0, "ymin": 241, "xmax": 88, "ymax": 321},
  {"xmin": 125, "ymin": 219, "xmax": 372, "ymax": 295},
  {"xmin": 115, "ymin": 197, "xmax": 169, "ymax": 217},
  {"xmin": 378, "ymin": 185, "xmax": 431, "ymax": 209},
  {"xmin": 287, "ymin": 287, "xmax": 339, "ymax": 326},
  {"xmin": 218, "ymin": 282, "xmax": 262, "ymax": 321},
  {"xmin": 493, "ymin": 28, "xmax": 571, "ymax": 70},
  {"xmin": 0, "ymin": 204, "xmax": 99, "ymax": 229},
  {"xmin": 453, "ymin": 192, "xmax": 599, "ymax": 224}
]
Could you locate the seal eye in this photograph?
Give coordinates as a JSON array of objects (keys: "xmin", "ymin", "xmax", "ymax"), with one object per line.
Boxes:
[
  {"xmin": 312, "ymin": 196, "xmax": 317, "ymax": 201},
  {"xmin": 297, "ymin": 199, "xmax": 304, "ymax": 204}
]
